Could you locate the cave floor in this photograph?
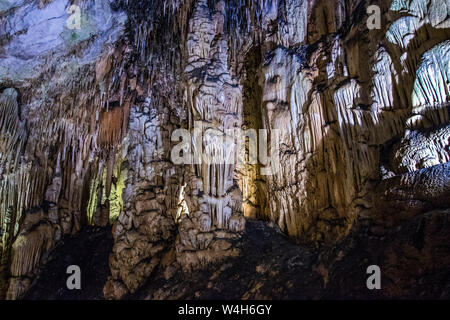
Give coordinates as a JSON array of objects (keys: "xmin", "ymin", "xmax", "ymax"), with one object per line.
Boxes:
[
  {"xmin": 23, "ymin": 211, "xmax": 450, "ymax": 300},
  {"xmin": 23, "ymin": 227, "xmax": 113, "ymax": 300}
]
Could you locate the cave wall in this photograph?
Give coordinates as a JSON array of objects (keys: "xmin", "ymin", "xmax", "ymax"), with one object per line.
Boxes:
[
  {"xmin": 0, "ymin": 0, "xmax": 130, "ymax": 299},
  {"xmin": 0, "ymin": 0, "xmax": 449, "ymax": 299}
]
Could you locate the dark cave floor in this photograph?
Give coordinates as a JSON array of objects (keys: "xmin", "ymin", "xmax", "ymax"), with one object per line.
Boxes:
[
  {"xmin": 23, "ymin": 226, "xmax": 113, "ymax": 300},
  {"xmin": 23, "ymin": 210, "xmax": 450, "ymax": 300}
]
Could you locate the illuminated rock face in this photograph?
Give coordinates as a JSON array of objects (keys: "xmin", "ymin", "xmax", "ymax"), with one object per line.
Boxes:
[
  {"xmin": 175, "ymin": 0, "xmax": 246, "ymax": 273},
  {"xmin": 256, "ymin": 0, "xmax": 450, "ymax": 244},
  {"xmin": 0, "ymin": 0, "xmax": 449, "ymax": 300}
]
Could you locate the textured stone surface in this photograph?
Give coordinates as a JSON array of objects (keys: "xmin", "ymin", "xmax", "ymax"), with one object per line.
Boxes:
[{"xmin": 0, "ymin": 0, "xmax": 129, "ymax": 299}]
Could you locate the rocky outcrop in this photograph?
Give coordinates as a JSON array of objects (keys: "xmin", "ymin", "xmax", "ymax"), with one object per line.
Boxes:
[
  {"xmin": 103, "ymin": 82, "xmax": 182, "ymax": 299},
  {"xmin": 175, "ymin": 0, "xmax": 246, "ymax": 273}
]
